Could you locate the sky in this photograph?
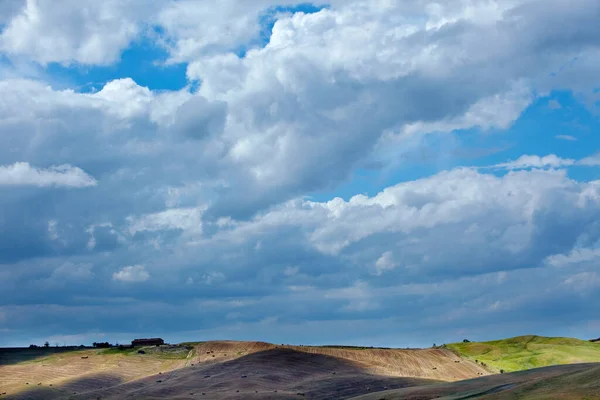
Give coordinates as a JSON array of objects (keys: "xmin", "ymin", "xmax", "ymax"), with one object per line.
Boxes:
[{"xmin": 0, "ymin": 0, "xmax": 599, "ymax": 348}]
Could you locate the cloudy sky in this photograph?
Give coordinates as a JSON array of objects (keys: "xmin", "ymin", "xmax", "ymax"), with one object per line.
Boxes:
[{"xmin": 1, "ymin": 0, "xmax": 599, "ymax": 348}]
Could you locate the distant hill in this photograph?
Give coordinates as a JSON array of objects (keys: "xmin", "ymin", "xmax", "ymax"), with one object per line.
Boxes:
[{"xmin": 447, "ymin": 335, "xmax": 600, "ymax": 373}]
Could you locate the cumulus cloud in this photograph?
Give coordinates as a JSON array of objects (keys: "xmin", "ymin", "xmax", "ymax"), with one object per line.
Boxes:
[
  {"xmin": 0, "ymin": 0, "xmax": 144, "ymax": 65},
  {"xmin": 0, "ymin": 162, "xmax": 97, "ymax": 187},
  {"xmin": 112, "ymin": 265, "xmax": 150, "ymax": 282}
]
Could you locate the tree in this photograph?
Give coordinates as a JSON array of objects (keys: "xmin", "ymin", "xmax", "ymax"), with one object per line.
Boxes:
[
  {"xmin": 44, "ymin": 341, "xmax": 50, "ymax": 348},
  {"xmin": 463, "ymin": 339, "xmax": 470, "ymax": 343}
]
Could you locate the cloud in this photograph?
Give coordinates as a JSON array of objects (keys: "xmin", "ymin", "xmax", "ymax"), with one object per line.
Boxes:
[
  {"xmin": 201, "ymin": 271, "xmax": 225, "ymax": 285},
  {"xmin": 2, "ymin": 0, "xmax": 600, "ymax": 346},
  {"xmin": 283, "ymin": 266, "xmax": 299, "ymax": 277},
  {"xmin": 546, "ymin": 247, "xmax": 600, "ymax": 267},
  {"xmin": 555, "ymin": 134, "xmax": 577, "ymax": 141},
  {"xmin": 50, "ymin": 263, "xmax": 94, "ymax": 281},
  {"xmin": 324, "ymin": 281, "xmax": 378, "ymax": 312},
  {"xmin": 112, "ymin": 265, "xmax": 150, "ymax": 282},
  {"xmin": 374, "ymin": 251, "xmax": 397, "ymax": 276},
  {"xmin": 0, "ymin": 0, "xmax": 144, "ymax": 65},
  {"xmin": 0, "ymin": 162, "xmax": 97, "ymax": 187},
  {"xmin": 488, "ymin": 154, "xmax": 575, "ymax": 170},
  {"xmin": 548, "ymin": 99, "xmax": 562, "ymax": 109},
  {"xmin": 578, "ymin": 153, "xmax": 600, "ymax": 166},
  {"xmin": 563, "ymin": 272, "xmax": 600, "ymax": 291},
  {"xmin": 127, "ymin": 207, "xmax": 205, "ymax": 235}
]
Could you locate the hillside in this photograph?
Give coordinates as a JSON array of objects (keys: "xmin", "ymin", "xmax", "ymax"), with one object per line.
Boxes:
[
  {"xmin": 0, "ymin": 345, "xmax": 191, "ymax": 398},
  {"xmin": 0, "ymin": 341, "xmax": 485, "ymax": 399},
  {"xmin": 350, "ymin": 362, "xmax": 600, "ymax": 400},
  {"xmin": 286, "ymin": 344, "xmax": 486, "ymax": 381},
  {"xmin": 2, "ymin": 338, "xmax": 599, "ymax": 399},
  {"xmin": 447, "ymin": 335, "xmax": 600, "ymax": 373}
]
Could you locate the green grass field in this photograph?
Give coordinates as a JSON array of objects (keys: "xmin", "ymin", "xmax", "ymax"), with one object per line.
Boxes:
[{"xmin": 447, "ymin": 335, "xmax": 600, "ymax": 373}]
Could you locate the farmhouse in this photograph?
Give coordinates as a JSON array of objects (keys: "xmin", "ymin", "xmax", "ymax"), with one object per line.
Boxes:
[{"xmin": 131, "ymin": 338, "xmax": 165, "ymax": 347}]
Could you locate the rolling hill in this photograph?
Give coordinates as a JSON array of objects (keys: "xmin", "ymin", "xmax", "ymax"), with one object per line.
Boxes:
[
  {"xmin": 0, "ymin": 340, "xmax": 484, "ymax": 399},
  {"xmin": 446, "ymin": 335, "xmax": 600, "ymax": 373},
  {"xmin": 1, "ymin": 337, "xmax": 599, "ymax": 399},
  {"xmin": 351, "ymin": 363, "xmax": 600, "ymax": 400}
]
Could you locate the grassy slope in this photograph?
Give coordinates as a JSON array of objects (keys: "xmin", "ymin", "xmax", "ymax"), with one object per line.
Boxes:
[{"xmin": 447, "ymin": 335, "xmax": 600, "ymax": 373}]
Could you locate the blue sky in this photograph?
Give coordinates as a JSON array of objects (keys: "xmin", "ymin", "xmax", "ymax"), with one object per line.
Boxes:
[{"xmin": 0, "ymin": 0, "xmax": 599, "ymax": 348}]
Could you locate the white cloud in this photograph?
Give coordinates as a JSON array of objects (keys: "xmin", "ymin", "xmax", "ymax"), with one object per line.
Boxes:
[
  {"xmin": 0, "ymin": 162, "xmax": 97, "ymax": 187},
  {"xmin": 556, "ymin": 134, "xmax": 577, "ymax": 141},
  {"xmin": 578, "ymin": 153, "xmax": 600, "ymax": 166},
  {"xmin": 201, "ymin": 271, "xmax": 225, "ymax": 285},
  {"xmin": 190, "ymin": 167, "xmax": 600, "ymax": 285},
  {"xmin": 47, "ymin": 220, "xmax": 59, "ymax": 240},
  {"xmin": 546, "ymin": 247, "xmax": 600, "ymax": 267},
  {"xmin": 548, "ymin": 99, "xmax": 562, "ymax": 109},
  {"xmin": 0, "ymin": 0, "xmax": 143, "ymax": 65},
  {"xmin": 563, "ymin": 272, "xmax": 600, "ymax": 291},
  {"xmin": 283, "ymin": 266, "xmax": 299, "ymax": 277},
  {"xmin": 325, "ymin": 281, "xmax": 378, "ymax": 312},
  {"xmin": 112, "ymin": 265, "xmax": 149, "ymax": 282},
  {"xmin": 127, "ymin": 207, "xmax": 205, "ymax": 235},
  {"xmin": 400, "ymin": 82, "xmax": 533, "ymax": 136},
  {"xmin": 374, "ymin": 251, "xmax": 397, "ymax": 276},
  {"xmin": 488, "ymin": 155, "xmax": 575, "ymax": 170},
  {"xmin": 50, "ymin": 262, "xmax": 94, "ymax": 281}
]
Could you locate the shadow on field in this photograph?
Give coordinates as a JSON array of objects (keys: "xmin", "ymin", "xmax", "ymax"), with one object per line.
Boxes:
[{"xmin": 54, "ymin": 348, "xmax": 441, "ymax": 400}]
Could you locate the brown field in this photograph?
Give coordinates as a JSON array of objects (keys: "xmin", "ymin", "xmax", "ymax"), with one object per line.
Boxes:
[
  {"xmin": 285, "ymin": 345, "xmax": 487, "ymax": 381},
  {"xmin": 1, "ymin": 341, "xmax": 597, "ymax": 399}
]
